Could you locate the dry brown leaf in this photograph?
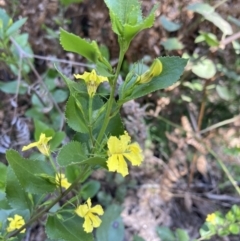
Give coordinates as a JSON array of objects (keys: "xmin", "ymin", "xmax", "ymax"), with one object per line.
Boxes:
[
  {"xmin": 181, "ymin": 116, "xmax": 193, "ymax": 138},
  {"xmin": 196, "ymin": 155, "xmax": 208, "ymax": 177}
]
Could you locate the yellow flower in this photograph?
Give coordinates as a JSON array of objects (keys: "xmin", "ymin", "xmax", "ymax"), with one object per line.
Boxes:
[
  {"xmin": 107, "ymin": 131, "xmax": 144, "ymax": 177},
  {"xmin": 75, "ymin": 198, "xmax": 104, "ymax": 233},
  {"xmin": 206, "ymin": 213, "xmax": 216, "ymax": 224},
  {"xmin": 7, "ymin": 214, "xmax": 25, "ymax": 233},
  {"xmin": 55, "ymin": 173, "xmax": 71, "ymax": 189},
  {"xmin": 22, "ymin": 133, "xmax": 52, "ymax": 156},
  {"xmin": 136, "ymin": 59, "xmax": 163, "ymax": 84},
  {"xmin": 74, "ymin": 69, "xmax": 108, "ymax": 97}
]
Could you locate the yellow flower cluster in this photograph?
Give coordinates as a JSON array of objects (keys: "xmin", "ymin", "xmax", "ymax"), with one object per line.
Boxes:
[
  {"xmin": 107, "ymin": 131, "xmax": 144, "ymax": 177},
  {"xmin": 75, "ymin": 198, "xmax": 104, "ymax": 233},
  {"xmin": 74, "ymin": 69, "xmax": 108, "ymax": 97},
  {"xmin": 22, "ymin": 133, "xmax": 52, "ymax": 156},
  {"xmin": 55, "ymin": 173, "xmax": 71, "ymax": 189},
  {"xmin": 206, "ymin": 213, "xmax": 216, "ymax": 224},
  {"xmin": 7, "ymin": 214, "xmax": 25, "ymax": 233}
]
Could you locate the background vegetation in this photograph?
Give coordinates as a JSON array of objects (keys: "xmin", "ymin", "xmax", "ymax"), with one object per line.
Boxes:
[{"xmin": 0, "ymin": 0, "xmax": 240, "ymax": 240}]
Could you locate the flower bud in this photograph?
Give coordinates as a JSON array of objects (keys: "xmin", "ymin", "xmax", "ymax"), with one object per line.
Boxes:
[{"xmin": 136, "ymin": 59, "xmax": 163, "ymax": 84}]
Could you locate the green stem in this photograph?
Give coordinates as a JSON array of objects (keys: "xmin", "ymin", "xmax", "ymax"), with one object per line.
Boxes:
[
  {"xmin": 88, "ymin": 96, "xmax": 94, "ymax": 147},
  {"xmin": 6, "ymin": 167, "xmax": 90, "ymax": 238},
  {"xmin": 96, "ymin": 50, "xmax": 125, "ymax": 144},
  {"xmin": 48, "ymin": 155, "xmax": 57, "ymax": 173},
  {"xmin": 207, "ymin": 147, "xmax": 240, "ymax": 196}
]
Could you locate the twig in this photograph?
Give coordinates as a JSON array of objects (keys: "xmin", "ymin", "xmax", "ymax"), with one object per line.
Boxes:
[
  {"xmin": 220, "ymin": 31, "xmax": 240, "ymax": 47},
  {"xmin": 10, "ymin": 37, "xmax": 94, "ymax": 68},
  {"xmin": 27, "ymin": 59, "xmax": 65, "ymax": 130},
  {"xmin": 213, "ymin": 0, "xmax": 229, "ymax": 9},
  {"xmin": 199, "ymin": 115, "xmax": 240, "ymax": 134},
  {"xmin": 197, "ymin": 79, "xmax": 210, "ymax": 131}
]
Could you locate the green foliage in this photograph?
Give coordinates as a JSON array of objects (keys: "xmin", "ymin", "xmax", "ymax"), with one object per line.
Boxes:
[
  {"xmin": 96, "ymin": 205, "xmax": 124, "ymax": 241},
  {"xmin": 60, "ymin": 28, "xmax": 102, "ymax": 63},
  {"xmin": 0, "ymin": 81, "xmax": 27, "ymax": 95},
  {"xmin": 6, "ymin": 150, "xmax": 56, "ymax": 194},
  {"xmin": 156, "ymin": 226, "xmax": 175, "ymax": 241},
  {"xmin": 156, "ymin": 226, "xmax": 190, "ymax": 241},
  {"xmin": 5, "ymin": 167, "xmax": 32, "ymax": 210},
  {"xmin": 46, "ymin": 214, "xmax": 93, "ymax": 241},
  {"xmin": 200, "ymin": 206, "xmax": 240, "ymax": 240},
  {"xmin": 104, "ymin": 0, "xmax": 158, "ymax": 51},
  {"xmin": 57, "ymin": 141, "xmax": 88, "ymax": 166},
  {"xmin": 80, "ymin": 180, "xmax": 101, "ymax": 200},
  {"xmin": 195, "ymin": 31, "xmax": 219, "ymax": 47},
  {"xmin": 187, "ymin": 3, "xmax": 232, "ymax": 35},
  {"xmin": 133, "ymin": 235, "xmax": 146, "ymax": 241},
  {"xmin": 60, "ymin": 0, "xmax": 83, "ymax": 7},
  {"xmin": 0, "ymin": 1, "xmax": 188, "ymax": 240},
  {"xmin": 191, "ymin": 58, "xmax": 216, "ymax": 79},
  {"xmin": 159, "ymin": 15, "xmax": 182, "ymax": 32},
  {"xmin": 119, "ymin": 57, "xmax": 188, "ymax": 104},
  {"xmin": 161, "ymin": 38, "xmax": 184, "ymax": 51}
]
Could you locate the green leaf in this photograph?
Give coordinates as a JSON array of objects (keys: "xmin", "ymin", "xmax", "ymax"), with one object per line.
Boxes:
[
  {"xmin": 156, "ymin": 226, "xmax": 175, "ymax": 241},
  {"xmin": 192, "ymin": 58, "xmax": 216, "ymax": 79},
  {"xmin": 119, "ymin": 56, "xmax": 187, "ymax": 104},
  {"xmin": 81, "ymin": 180, "xmax": 101, "ymax": 200},
  {"xmin": 204, "ymin": 12, "xmax": 232, "ymax": 35},
  {"xmin": 133, "ymin": 235, "xmax": 146, "ymax": 241},
  {"xmin": 0, "ymin": 162, "xmax": 7, "ymax": 191},
  {"xmin": 199, "ymin": 223, "xmax": 215, "ymax": 239},
  {"xmin": 229, "ymin": 223, "xmax": 240, "ymax": 235},
  {"xmin": 52, "ymin": 89, "xmax": 68, "ymax": 103},
  {"xmin": 56, "ymin": 67, "xmax": 86, "ymax": 95},
  {"xmin": 65, "ymin": 95, "xmax": 89, "ymax": 133},
  {"xmin": 159, "ymin": 15, "xmax": 182, "ymax": 32},
  {"xmin": 6, "ymin": 150, "xmax": 56, "ymax": 194},
  {"xmin": 161, "ymin": 38, "xmax": 184, "ymax": 51},
  {"xmin": 187, "ymin": 3, "xmax": 214, "ymax": 15},
  {"xmin": 175, "ymin": 229, "xmax": 190, "ymax": 241},
  {"xmin": 104, "ymin": 0, "xmax": 158, "ymax": 49},
  {"xmin": 80, "ymin": 156, "xmax": 107, "ymax": 169},
  {"xmin": 216, "ymin": 85, "xmax": 231, "ymax": 101},
  {"xmin": 187, "ymin": 3, "xmax": 232, "ymax": 35},
  {"xmin": 0, "ymin": 8, "xmax": 10, "ymax": 28},
  {"xmin": 60, "ymin": 28, "xmax": 101, "ymax": 63},
  {"xmin": 195, "ymin": 31, "xmax": 219, "ymax": 47},
  {"xmin": 57, "ymin": 141, "xmax": 88, "ymax": 166},
  {"xmin": 96, "ymin": 204, "xmax": 124, "ymax": 241},
  {"xmin": 46, "ymin": 214, "xmax": 93, "ymax": 241},
  {"xmin": 0, "ymin": 8, "xmax": 11, "ymax": 39},
  {"xmin": 183, "ymin": 80, "xmax": 203, "ymax": 91},
  {"xmin": 228, "ymin": 16, "xmax": 240, "ymax": 28},
  {"xmin": 33, "ymin": 119, "xmax": 55, "ymax": 140},
  {"xmin": 60, "ymin": 0, "xmax": 83, "ymax": 6},
  {"xmin": 6, "ymin": 167, "xmax": 32, "ymax": 210},
  {"xmin": 6, "ymin": 18, "xmax": 27, "ymax": 36},
  {"xmin": 0, "ymin": 80, "xmax": 28, "ymax": 94},
  {"xmin": 49, "ymin": 131, "xmax": 66, "ymax": 151}
]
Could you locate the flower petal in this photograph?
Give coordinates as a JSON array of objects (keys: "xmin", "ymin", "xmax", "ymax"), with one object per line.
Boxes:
[
  {"xmin": 107, "ymin": 155, "xmax": 119, "ymax": 172},
  {"xmin": 75, "ymin": 204, "xmax": 88, "ymax": 218},
  {"xmin": 83, "ymin": 215, "xmax": 93, "ymax": 233},
  {"xmin": 86, "ymin": 198, "xmax": 92, "ymax": 209},
  {"xmin": 22, "ymin": 142, "xmax": 38, "ymax": 151},
  {"xmin": 117, "ymin": 154, "xmax": 129, "ymax": 177},
  {"xmin": 123, "ymin": 143, "xmax": 143, "ymax": 166},
  {"xmin": 90, "ymin": 205, "xmax": 104, "ymax": 215},
  {"xmin": 88, "ymin": 213, "xmax": 102, "ymax": 228},
  {"xmin": 107, "ymin": 136, "xmax": 120, "ymax": 154}
]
